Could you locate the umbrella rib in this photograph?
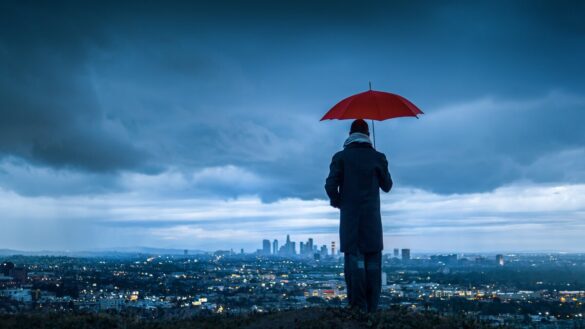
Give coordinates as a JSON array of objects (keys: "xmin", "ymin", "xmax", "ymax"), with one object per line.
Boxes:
[
  {"xmin": 342, "ymin": 93, "xmax": 359, "ymax": 119},
  {"xmin": 372, "ymin": 92, "xmax": 383, "ymax": 121}
]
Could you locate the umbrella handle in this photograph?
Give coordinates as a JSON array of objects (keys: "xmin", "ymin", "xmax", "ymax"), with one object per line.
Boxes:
[{"xmin": 371, "ymin": 119, "xmax": 376, "ymax": 149}]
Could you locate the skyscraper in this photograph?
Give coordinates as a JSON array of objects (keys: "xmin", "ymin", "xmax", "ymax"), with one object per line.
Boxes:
[
  {"xmin": 393, "ymin": 248, "xmax": 399, "ymax": 258},
  {"xmin": 280, "ymin": 234, "xmax": 295, "ymax": 256},
  {"xmin": 272, "ymin": 239, "xmax": 278, "ymax": 255},
  {"xmin": 496, "ymin": 254, "xmax": 504, "ymax": 266},
  {"xmin": 262, "ymin": 239, "xmax": 271, "ymax": 255},
  {"xmin": 401, "ymin": 248, "xmax": 411, "ymax": 261},
  {"xmin": 320, "ymin": 245, "xmax": 328, "ymax": 258},
  {"xmin": 331, "ymin": 241, "xmax": 336, "ymax": 256}
]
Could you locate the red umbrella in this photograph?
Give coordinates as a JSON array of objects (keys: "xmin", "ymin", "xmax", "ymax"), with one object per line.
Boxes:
[{"xmin": 321, "ymin": 83, "xmax": 423, "ymax": 147}]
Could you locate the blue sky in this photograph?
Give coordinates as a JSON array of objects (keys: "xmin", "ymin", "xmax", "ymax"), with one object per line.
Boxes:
[{"xmin": 1, "ymin": 1, "xmax": 584, "ymax": 252}]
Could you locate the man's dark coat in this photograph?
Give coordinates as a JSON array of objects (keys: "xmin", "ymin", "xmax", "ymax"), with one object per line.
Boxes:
[{"xmin": 325, "ymin": 142, "xmax": 392, "ymax": 254}]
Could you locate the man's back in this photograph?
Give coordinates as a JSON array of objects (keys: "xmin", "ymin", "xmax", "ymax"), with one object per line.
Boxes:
[{"xmin": 325, "ymin": 142, "xmax": 392, "ymax": 254}]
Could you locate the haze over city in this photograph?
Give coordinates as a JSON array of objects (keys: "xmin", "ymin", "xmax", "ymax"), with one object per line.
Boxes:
[{"xmin": 1, "ymin": 1, "xmax": 585, "ymax": 253}]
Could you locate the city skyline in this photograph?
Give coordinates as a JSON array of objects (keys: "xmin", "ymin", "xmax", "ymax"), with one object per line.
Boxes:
[
  {"xmin": 3, "ymin": 250, "xmax": 585, "ymax": 326},
  {"xmin": 0, "ymin": 236, "xmax": 567, "ymax": 257},
  {"xmin": 1, "ymin": 1, "xmax": 585, "ymax": 252}
]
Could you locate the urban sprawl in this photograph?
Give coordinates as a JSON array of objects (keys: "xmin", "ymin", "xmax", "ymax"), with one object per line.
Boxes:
[{"xmin": 2, "ymin": 236, "xmax": 585, "ymax": 328}]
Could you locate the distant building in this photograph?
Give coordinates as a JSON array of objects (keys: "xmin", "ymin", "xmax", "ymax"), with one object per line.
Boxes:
[
  {"xmin": 10, "ymin": 267, "xmax": 27, "ymax": 283},
  {"xmin": 320, "ymin": 245, "xmax": 328, "ymax": 256},
  {"xmin": 331, "ymin": 241, "xmax": 336, "ymax": 256},
  {"xmin": 1, "ymin": 262, "xmax": 14, "ymax": 276},
  {"xmin": 401, "ymin": 248, "xmax": 411, "ymax": 261},
  {"xmin": 431, "ymin": 254, "xmax": 457, "ymax": 264},
  {"xmin": 297, "ymin": 238, "xmax": 317, "ymax": 257},
  {"xmin": 184, "ymin": 249, "xmax": 188, "ymax": 256},
  {"xmin": 272, "ymin": 239, "xmax": 278, "ymax": 255},
  {"xmin": 262, "ymin": 239, "xmax": 271, "ymax": 255},
  {"xmin": 279, "ymin": 234, "xmax": 296, "ymax": 256},
  {"xmin": 99, "ymin": 298, "xmax": 124, "ymax": 311},
  {"xmin": 381, "ymin": 272, "xmax": 388, "ymax": 287},
  {"xmin": 0, "ymin": 262, "xmax": 26, "ymax": 283},
  {"xmin": 496, "ymin": 254, "xmax": 504, "ymax": 266},
  {"xmin": 475, "ymin": 256, "xmax": 487, "ymax": 263},
  {"xmin": 215, "ymin": 250, "xmax": 232, "ymax": 257},
  {"xmin": 0, "ymin": 288, "xmax": 32, "ymax": 303},
  {"xmin": 393, "ymin": 248, "xmax": 399, "ymax": 258}
]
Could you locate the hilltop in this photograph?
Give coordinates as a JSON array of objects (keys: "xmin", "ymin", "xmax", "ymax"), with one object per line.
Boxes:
[{"xmin": 0, "ymin": 307, "xmax": 501, "ymax": 329}]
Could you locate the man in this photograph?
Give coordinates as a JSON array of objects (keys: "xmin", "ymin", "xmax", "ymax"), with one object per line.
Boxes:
[{"xmin": 325, "ymin": 119, "xmax": 392, "ymax": 312}]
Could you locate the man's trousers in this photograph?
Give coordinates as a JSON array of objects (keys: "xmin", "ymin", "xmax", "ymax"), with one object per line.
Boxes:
[{"xmin": 344, "ymin": 251, "xmax": 382, "ymax": 312}]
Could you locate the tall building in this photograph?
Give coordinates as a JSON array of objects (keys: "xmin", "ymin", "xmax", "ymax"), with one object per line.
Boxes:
[
  {"xmin": 262, "ymin": 239, "xmax": 271, "ymax": 255},
  {"xmin": 331, "ymin": 241, "xmax": 336, "ymax": 256},
  {"xmin": 286, "ymin": 234, "xmax": 292, "ymax": 255},
  {"xmin": 272, "ymin": 239, "xmax": 278, "ymax": 255},
  {"xmin": 401, "ymin": 248, "xmax": 411, "ymax": 261},
  {"xmin": 496, "ymin": 254, "xmax": 504, "ymax": 266},
  {"xmin": 279, "ymin": 234, "xmax": 296, "ymax": 256},
  {"xmin": 381, "ymin": 272, "xmax": 388, "ymax": 287},
  {"xmin": 297, "ymin": 237, "xmax": 317, "ymax": 257},
  {"xmin": 320, "ymin": 245, "xmax": 328, "ymax": 258},
  {"xmin": 184, "ymin": 249, "xmax": 188, "ymax": 256},
  {"xmin": 393, "ymin": 248, "xmax": 399, "ymax": 258}
]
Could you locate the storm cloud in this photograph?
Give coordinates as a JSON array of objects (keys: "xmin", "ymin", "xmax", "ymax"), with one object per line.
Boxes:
[{"xmin": 1, "ymin": 0, "xmax": 584, "ymax": 251}]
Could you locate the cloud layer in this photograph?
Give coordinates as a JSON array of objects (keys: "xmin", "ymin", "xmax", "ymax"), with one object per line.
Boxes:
[
  {"xmin": 0, "ymin": 1, "xmax": 584, "ymax": 251},
  {"xmin": 1, "ymin": 180, "xmax": 584, "ymax": 252}
]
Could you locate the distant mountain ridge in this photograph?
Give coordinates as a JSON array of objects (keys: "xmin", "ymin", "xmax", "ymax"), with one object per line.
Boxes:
[{"xmin": 0, "ymin": 247, "xmax": 208, "ymax": 257}]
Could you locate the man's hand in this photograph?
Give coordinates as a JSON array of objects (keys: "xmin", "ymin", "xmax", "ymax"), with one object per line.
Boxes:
[{"xmin": 330, "ymin": 198, "xmax": 341, "ymax": 209}]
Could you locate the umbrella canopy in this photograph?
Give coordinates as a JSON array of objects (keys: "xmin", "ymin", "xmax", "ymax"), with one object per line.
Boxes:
[
  {"xmin": 320, "ymin": 89, "xmax": 423, "ymax": 121},
  {"xmin": 321, "ymin": 87, "xmax": 423, "ymax": 148}
]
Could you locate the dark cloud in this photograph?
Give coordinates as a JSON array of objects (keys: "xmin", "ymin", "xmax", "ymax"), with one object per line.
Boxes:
[
  {"xmin": 0, "ymin": 1, "xmax": 151, "ymax": 173},
  {"xmin": 0, "ymin": 157, "xmax": 121, "ymax": 196},
  {"xmin": 383, "ymin": 92, "xmax": 585, "ymax": 194},
  {"xmin": 0, "ymin": 0, "xmax": 584, "ymax": 199}
]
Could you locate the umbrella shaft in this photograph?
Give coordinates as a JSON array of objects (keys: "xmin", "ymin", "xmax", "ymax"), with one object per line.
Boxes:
[{"xmin": 371, "ymin": 119, "xmax": 376, "ymax": 149}]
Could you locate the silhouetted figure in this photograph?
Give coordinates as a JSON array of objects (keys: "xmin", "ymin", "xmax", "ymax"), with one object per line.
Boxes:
[{"xmin": 325, "ymin": 119, "xmax": 392, "ymax": 312}]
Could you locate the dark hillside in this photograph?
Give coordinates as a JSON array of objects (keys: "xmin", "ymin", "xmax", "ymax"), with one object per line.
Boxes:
[{"xmin": 0, "ymin": 307, "xmax": 503, "ymax": 329}]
